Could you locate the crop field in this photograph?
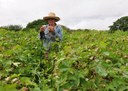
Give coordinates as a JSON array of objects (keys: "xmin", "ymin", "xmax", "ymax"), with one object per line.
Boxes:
[{"xmin": 0, "ymin": 29, "xmax": 128, "ymax": 91}]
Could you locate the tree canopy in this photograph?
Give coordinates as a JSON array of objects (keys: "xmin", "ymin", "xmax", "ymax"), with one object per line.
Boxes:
[
  {"xmin": 109, "ymin": 16, "xmax": 128, "ymax": 32},
  {"xmin": 24, "ymin": 19, "xmax": 47, "ymax": 31}
]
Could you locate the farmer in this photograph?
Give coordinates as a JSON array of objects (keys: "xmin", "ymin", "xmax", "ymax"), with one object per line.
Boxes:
[{"xmin": 39, "ymin": 12, "xmax": 63, "ymax": 56}]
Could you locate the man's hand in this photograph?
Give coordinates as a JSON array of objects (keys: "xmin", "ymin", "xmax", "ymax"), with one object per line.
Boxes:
[
  {"xmin": 40, "ymin": 25, "xmax": 46, "ymax": 32},
  {"xmin": 48, "ymin": 26, "xmax": 54, "ymax": 32}
]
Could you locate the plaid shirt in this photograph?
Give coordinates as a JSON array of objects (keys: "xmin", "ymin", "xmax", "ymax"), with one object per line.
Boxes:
[{"xmin": 39, "ymin": 24, "xmax": 63, "ymax": 50}]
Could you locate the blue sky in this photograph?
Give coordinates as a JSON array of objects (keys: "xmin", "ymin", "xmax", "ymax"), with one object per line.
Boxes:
[{"xmin": 0, "ymin": 0, "xmax": 128, "ymax": 30}]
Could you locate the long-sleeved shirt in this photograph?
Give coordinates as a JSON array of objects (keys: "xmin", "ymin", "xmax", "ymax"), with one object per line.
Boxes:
[{"xmin": 39, "ymin": 24, "xmax": 63, "ymax": 50}]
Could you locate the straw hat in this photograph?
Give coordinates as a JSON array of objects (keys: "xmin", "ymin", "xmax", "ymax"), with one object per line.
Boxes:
[{"xmin": 43, "ymin": 12, "xmax": 60, "ymax": 22}]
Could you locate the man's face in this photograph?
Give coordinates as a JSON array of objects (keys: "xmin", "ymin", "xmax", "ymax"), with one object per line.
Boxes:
[{"xmin": 48, "ymin": 19, "xmax": 55, "ymax": 25}]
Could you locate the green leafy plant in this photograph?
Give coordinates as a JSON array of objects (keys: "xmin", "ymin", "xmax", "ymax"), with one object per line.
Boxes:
[{"xmin": 0, "ymin": 28, "xmax": 128, "ymax": 91}]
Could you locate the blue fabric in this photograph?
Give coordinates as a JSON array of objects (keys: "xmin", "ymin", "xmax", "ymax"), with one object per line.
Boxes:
[{"xmin": 39, "ymin": 24, "xmax": 63, "ymax": 50}]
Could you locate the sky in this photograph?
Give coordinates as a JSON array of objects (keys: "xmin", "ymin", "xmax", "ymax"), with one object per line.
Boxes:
[{"xmin": 0, "ymin": 0, "xmax": 128, "ymax": 30}]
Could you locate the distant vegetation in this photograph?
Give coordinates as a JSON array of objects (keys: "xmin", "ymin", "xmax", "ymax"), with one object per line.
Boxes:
[
  {"xmin": 109, "ymin": 16, "xmax": 128, "ymax": 32},
  {"xmin": 24, "ymin": 19, "xmax": 47, "ymax": 31},
  {"xmin": 24, "ymin": 19, "xmax": 71, "ymax": 32},
  {"xmin": 1, "ymin": 16, "xmax": 128, "ymax": 32},
  {"xmin": 0, "ymin": 25, "xmax": 23, "ymax": 31}
]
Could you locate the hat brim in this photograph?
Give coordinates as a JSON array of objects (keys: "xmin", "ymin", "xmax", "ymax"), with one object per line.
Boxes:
[{"xmin": 43, "ymin": 16, "xmax": 60, "ymax": 22}]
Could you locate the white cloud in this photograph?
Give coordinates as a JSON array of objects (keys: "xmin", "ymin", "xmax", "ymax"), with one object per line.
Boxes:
[
  {"xmin": 67, "ymin": 18, "xmax": 117, "ymax": 30},
  {"xmin": 0, "ymin": 0, "xmax": 128, "ymax": 30}
]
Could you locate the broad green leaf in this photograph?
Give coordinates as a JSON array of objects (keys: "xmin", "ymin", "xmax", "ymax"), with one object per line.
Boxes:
[{"xmin": 96, "ymin": 64, "xmax": 108, "ymax": 77}]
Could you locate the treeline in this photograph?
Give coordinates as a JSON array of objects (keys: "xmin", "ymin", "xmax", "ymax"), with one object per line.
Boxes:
[
  {"xmin": 0, "ymin": 19, "xmax": 70, "ymax": 32},
  {"xmin": 0, "ymin": 25, "xmax": 23, "ymax": 31},
  {"xmin": 0, "ymin": 16, "xmax": 128, "ymax": 32},
  {"xmin": 0, "ymin": 19, "xmax": 47, "ymax": 31}
]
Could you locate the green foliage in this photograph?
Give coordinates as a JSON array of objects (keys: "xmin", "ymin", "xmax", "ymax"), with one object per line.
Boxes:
[
  {"xmin": 0, "ymin": 25, "xmax": 23, "ymax": 31},
  {"xmin": 24, "ymin": 19, "xmax": 47, "ymax": 31},
  {"xmin": 109, "ymin": 16, "xmax": 128, "ymax": 32},
  {"xmin": 0, "ymin": 28, "xmax": 128, "ymax": 91}
]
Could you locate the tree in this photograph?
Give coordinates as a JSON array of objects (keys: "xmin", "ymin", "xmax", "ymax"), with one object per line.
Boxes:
[
  {"xmin": 109, "ymin": 16, "xmax": 128, "ymax": 32},
  {"xmin": 24, "ymin": 19, "xmax": 47, "ymax": 31}
]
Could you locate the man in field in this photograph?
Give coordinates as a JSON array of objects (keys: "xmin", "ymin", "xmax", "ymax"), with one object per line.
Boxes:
[{"xmin": 39, "ymin": 12, "xmax": 63, "ymax": 58}]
